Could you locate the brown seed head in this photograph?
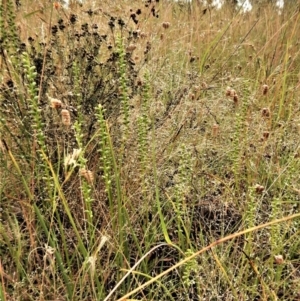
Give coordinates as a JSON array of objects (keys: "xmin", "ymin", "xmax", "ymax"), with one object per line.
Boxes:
[
  {"xmin": 80, "ymin": 168, "xmax": 94, "ymax": 183},
  {"xmin": 188, "ymin": 92, "xmax": 195, "ymax": 100},
  {"xmin": 261, "ymin": 108, "xmax": 270, "ymax": 118},
  {"xmin": 262, "ymin": 131, "xmax": 270, "ymax": 140},
  {"xmin": 190, "ymin": 56, "xmax": 196, "ymax": 63},
  {"xmin": 47, "ymin": 94, "xmax": 62, "ymax": 109},
  {"xmin": 262, "ymin": 84, "xmax": 269, "ymax": 95},
  {"xmin": 126, "ymin": 44, "xmax": 136, "ymax": 52},
  {"xmin": 226, "ymin": 87, "xmax": 232, "ymax": 97},
  {"xmin": 53, "ymin": 2, "xmax": 61, "ymax": 9},
  {"xmin": 233, "ymin": 93, "xmax": 239, "ymax": 104},
  {"xmin": 274, "ymin": 255, "xmax": 284, "ymax": 265},
  {"xmin": 61, "ymin": 109, "xmax": 71, "ymax": 126},
  {"xmin": 212, "ymin": 124, "xmax": 219, "ymax": 136},
  {"xmin": 50, "ymin": 98, "xmax": 62, "ymax": 109},
  {"xmin": 136, "ymin": 78, "xmax": 143, "ymax": 86},
  {"xmin": 254, "ymin": 184, "xmax": 264, "ymax": 194},
  {"xmin": 230, "ymin": 89, "xmax": 237, "ymax": 98},
  {"xmin": 162, "ymin": 22, "xmax": 170, "ymax": 29},
  {"xmin": 140, "ymin": 32, "xmax": 147, "ymax": 39},
  {"xmin": 225, "ymin": 87, "xmax": 238, "ymax": 103}
]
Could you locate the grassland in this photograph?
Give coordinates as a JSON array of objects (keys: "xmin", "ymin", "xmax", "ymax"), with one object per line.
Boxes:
[{"xmin": 0, "ymin": 0, "xmax": 300, "ymax": 300}]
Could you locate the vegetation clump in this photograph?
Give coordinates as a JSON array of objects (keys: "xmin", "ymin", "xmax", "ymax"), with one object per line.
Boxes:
[{"xmin": 0, "ymin": 0, "xmax": 300, "ymax": 300}]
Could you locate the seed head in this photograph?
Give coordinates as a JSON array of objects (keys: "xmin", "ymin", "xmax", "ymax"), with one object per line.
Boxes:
[
  {"xmin": 274, "ymin": 255, "xmax": 284, "ymax": 265},
  {"xmin": 233, "ymin": 93, "xmax": 239, "ymax": 104},
  {"xmin": 262, "ymin": 131, "xmax": 270, "ymax": 140},
  {"xmin": 261, "ymin": 108, "xmax": 270, "ymax": 118},
  {"xmin": 61, "ymin": 109, "xmax": 71, "ymax": 126},
  {"xmin": 140, "ymin": 32, "xmax": 147, "ymax": 39},
  {"xmin": 50, "ymin": 99, "xmax": 62, "ymax": 109},
  {"xmin": 188, "ymin": 92, "xmax": 195, "ymax": 100},
  {"xmin": 136, "ymin": 78, "xmax": 143, "ymax": 86},
  {"xmin": 231, "ymin": 89, "xmax": 237, "ymax": 98},
  {"xmin": 212, "ymin": 124, "xmax": 219, "ymax": 136},
  {"xmin": 226, "ymin": 87, "xmax": 238, "ymax": 103},
  {"xmin": 80, "ymin": 168, "xmax": 94, "ymax": 183},
  {"xmin": 162, "ymin": 22, "xmax": 170, "ymax": 29},
  {"xmin": 189, "ymin": 56, "xmax": 196, "ymax": 63},
  {"xmin": 126, "ymin": 44, "xmax": 136, "ymax": 52},
  {"xmin": 53, "ymin": 2, "xmax": 61, "ymax": 9},
  {"xmin": 262, "ymin": 84, "xmax": 269, "ymax": 95},
  {"xmin": 226, "ymin": 87, "xmax": 235, "ymax": 97},
  {"xmin": 47, "ymin": 94, "xmax": 62, "ymax": 109},
  {"xmin": 254, "ymin": 184, "xmax": 264, "ymax": 194}
]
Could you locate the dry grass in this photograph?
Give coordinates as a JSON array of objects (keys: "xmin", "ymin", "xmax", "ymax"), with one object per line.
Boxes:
[{"xmin": 1, "ymin": 0, "xmax": 300, "ymax": 300}]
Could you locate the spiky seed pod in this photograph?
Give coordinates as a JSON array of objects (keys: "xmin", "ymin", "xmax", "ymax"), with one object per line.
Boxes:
[
  {"xmin": 262, "ymin": 84, "xmax": 269, "ymax": 95},
  {"xmin": 261, "ymin": 108, "xmax": 270, "ymax": 118},
  {"xmin": 61, "ymin": 109, "xmax": 71, "ymax": 126},
  {"xmin": 80, "ymin": 168, "xmax": 94, "ymax": 183}
]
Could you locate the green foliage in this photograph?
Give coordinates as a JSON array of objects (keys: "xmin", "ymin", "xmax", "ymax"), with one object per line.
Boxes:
[{"xmin": 117, "ymin": 35, "xmax": 130, "ymax": 141}]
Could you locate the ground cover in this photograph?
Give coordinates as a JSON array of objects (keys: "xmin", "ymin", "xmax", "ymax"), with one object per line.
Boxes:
[{"xmin": 0, "ymin": 0, "xmax": 300, "ymax": 300}]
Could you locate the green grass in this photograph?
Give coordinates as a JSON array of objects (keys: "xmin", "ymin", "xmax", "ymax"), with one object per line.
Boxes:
[{"xmin": 0, "ymin": 0, "xmax": 300, "ymax": 300}]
